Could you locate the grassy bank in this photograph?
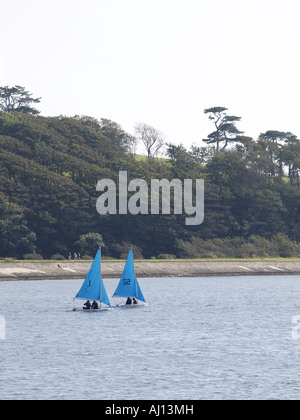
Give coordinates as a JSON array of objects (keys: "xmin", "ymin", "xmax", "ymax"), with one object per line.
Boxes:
[
  {"xmin": 1, "ymin": 259, "xmax": 300, "ymax": 281},
  {"xmin": 2, "ymin": 257, "xmax": 300, "ymax": 263}
]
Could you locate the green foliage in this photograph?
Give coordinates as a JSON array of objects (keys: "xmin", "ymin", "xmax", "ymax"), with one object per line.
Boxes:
[
  {"xmin": 0, "ymin": 85, "xmax": 41, "ymax": 115},
  {"xmin": 0, "ymin": 193, "xmax": 36, "ymax": 258},
  {"xmin": 81, "ymin": 255, "xmax": 93, "ymax": 260},
  {"xmin": 51, "ymin": 254, "xmax": 66, "ymax": 261},
  {"xmin": 203, "ymin": 107, "xmax": 243, "ymax": 150},
  {"xmin": 176, "ymin": 235, "xmax": 300, "ymax": 259},
  {"xmin": 1, "ymin": 106, "xmax": 300, "ymax": 260},
  {"xmin": 157, "ymin": 253, "xmax": 177, "ymax": 259},
  {"xmin": 111, "ymin": 242, "xmax": 144, "ymax": 259},
  {"xmin": 23, "ymin": 253, "xmax": 43, "ymax": 260},
  {"xmin": 74, "ymin": 233, "xmax": 105, "ymax": 256}
]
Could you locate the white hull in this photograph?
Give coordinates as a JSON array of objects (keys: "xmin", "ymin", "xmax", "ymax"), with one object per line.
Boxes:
[
  {"xmin": 114, "ymin": 303, "xmax": 148, "ymax": 308},
  {"xmin": 73, "ymin": 307, "xmax": 112, "ymax": 312}
]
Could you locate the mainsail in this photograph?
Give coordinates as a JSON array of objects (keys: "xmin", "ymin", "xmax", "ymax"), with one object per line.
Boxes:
[
  {"xmin": 113, "ymin": 249, "xmax": 146, "ymax": 302},
  {"xmin": 74, "ymin": 247, "xmax": 111, "ymax": 307}
]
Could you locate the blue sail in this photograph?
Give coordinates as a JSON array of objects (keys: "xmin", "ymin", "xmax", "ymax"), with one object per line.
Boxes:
[
  {"xmin": 113, "ymin": 249, "xmax": 146, "ymax": 302},
  {"xmin": 100, "ymin": 280, "xmax": 111, "ymax": 307},
  {"xmin": 75, "ymin": 248, "xmax": 111, "ymax": 306}
]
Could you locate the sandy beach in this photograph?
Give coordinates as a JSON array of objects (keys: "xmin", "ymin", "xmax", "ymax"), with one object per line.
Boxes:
[{"xmin": 1, "ymin": 260, "xmax": 300, "ymax": 281}]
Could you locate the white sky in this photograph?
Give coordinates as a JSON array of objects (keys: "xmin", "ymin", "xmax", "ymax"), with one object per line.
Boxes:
[{"xmin": 1, "ymin": 0, "xmax": 300, "ymax": 148}]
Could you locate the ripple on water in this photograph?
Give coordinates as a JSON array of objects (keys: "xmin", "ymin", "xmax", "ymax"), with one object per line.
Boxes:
[{"xmin": 1, "ymin": 276, "xmax": 300, "ymax": 399}]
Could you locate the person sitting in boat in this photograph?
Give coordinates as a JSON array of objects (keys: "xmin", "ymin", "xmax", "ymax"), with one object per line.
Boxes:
[
  {"xmin": 126, "ymin": 297, "xmax": 132, "ymax": 305},
  {"xmin": 83, "ymin": 300, "xmax": 91, "ymax": 310},
  {"xmin": 91, "ymin": 300, "xmax": 99, "ymax": 309},
  {"xmin": 133, "ymin": 298, "xmax": 138, "ymax": 305}
]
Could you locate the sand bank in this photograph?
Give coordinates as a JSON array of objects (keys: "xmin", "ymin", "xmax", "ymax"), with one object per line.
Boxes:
[{"xmin": 1, "ymin": 260, "xmax": 300, "ymax": 281}]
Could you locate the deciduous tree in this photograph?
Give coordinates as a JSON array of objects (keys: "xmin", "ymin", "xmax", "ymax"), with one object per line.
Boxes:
[{"xmin": 134, "ymin": 122, "xmax": 165, "ymax": 158}]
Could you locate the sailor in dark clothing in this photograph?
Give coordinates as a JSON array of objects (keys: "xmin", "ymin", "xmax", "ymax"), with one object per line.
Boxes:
[
  {"xmin": 83, "ymin": 300, "xmax": 91, "ymax": 310},
  {"xmin": 91, "ymin": 300, "xmax": 99, "ymax": 309},
  {"xmin": 126, "ymin": 297, "xmax": 132, "ymax": 305}
]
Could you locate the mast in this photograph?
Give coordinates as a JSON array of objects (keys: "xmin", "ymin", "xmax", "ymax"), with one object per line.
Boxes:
[
  {"xmin": 135, "ymin": 277, "xmax": 138, "ymax": 299},
  {"xmin": 132, "ymin": 249, "xmax": 138, "ymax": 300},
  {"xmin": 99, "ymin": 246, "xmax": 102, "ymax": 309}
]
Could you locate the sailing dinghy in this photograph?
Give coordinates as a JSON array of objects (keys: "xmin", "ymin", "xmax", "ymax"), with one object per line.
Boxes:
[
  {"xmin": 73, "ymin": 247, "xmax": 111, "ymax": 311},
  {"xmin": 112, "ymin": 249, "xmax": 147, "ymax": 307}
]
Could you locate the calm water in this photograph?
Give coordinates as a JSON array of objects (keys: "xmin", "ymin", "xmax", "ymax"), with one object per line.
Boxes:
[{"xmin": 1, "ymin": 276, "xmax": 300, "ymax": 400}]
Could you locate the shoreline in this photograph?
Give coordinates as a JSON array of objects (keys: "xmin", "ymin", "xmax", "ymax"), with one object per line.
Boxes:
[{"xmin": 1, "ymin": 260, "xmax": 300, "ymax": 281}]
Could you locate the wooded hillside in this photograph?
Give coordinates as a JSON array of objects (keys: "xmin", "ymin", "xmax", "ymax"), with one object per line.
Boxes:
[{"xmin": 1, "ymin": 109, "xmax": 300, "ymax": 260}]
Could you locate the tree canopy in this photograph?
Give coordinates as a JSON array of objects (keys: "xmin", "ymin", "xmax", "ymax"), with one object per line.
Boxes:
[
  {"xmin": 1, "ymin": 97, "xmax": 300, "ymax": 260},
  {"xmin": 0, "ymin": 85, "xmax": 41, "ymax": 115},
  {"xmin": 203, "ymin": 107, "xmax": 243, "ymax": 150}
]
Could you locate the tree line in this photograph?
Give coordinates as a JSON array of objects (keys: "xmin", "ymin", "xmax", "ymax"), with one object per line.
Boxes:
[{"xmin": 1, "ymin": 85, "xmax": 300, "ymax": 260}]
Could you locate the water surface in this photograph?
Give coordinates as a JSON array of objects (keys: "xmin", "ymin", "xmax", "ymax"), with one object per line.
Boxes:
[{"xmin": 0, "ymin": 276, "xmax": 300, "ymax": 400}]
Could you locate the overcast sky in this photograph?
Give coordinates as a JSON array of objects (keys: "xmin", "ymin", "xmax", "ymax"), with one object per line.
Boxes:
[{"xmin": 1, "ymin": 0, "xmax": 300, "ymax": 149}]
